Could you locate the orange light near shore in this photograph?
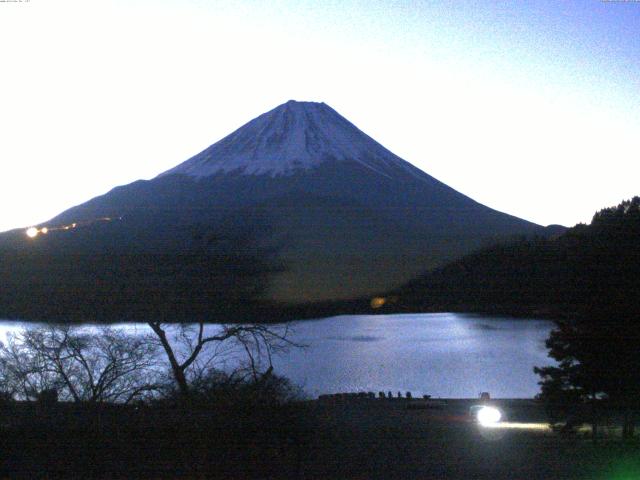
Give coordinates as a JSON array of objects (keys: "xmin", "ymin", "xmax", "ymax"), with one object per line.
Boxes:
[
  {"xmin": 26, "ymin": 227, "xmax": 39, "ymax": 238},
  {"xmin": 371, "ymin": 297, "xmax": 386, "ymax": 309}
]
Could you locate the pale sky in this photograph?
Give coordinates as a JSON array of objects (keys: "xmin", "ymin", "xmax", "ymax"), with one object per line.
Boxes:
[{"xmin": 1, "ymin": 0, "xmax": 638, "ymax": 232}]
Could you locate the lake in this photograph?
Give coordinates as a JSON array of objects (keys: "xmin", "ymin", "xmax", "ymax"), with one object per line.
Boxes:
[{"xmin": 0, "ymin": 313, "xmax": 555, "ymax": 399}]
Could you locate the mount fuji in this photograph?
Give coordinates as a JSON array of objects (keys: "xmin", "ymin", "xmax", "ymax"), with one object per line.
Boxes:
[{"xmin": 0, "ymin": 100, "xmax": 551, "ymax": 321}]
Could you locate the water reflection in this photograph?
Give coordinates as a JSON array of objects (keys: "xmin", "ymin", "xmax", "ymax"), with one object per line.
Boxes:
[
  {"xmin": 271, "ymin": 313, "xmax": 554, "ymax": 399},
  {"xmin": 0, "ymin": 313, "xmax": 554, "ymax": 399}
]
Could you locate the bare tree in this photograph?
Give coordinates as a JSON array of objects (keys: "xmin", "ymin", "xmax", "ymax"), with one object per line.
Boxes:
[
  {"xmin": 141, "ymin": 226, "xmax": 300, "ymax": 397},
  {"xmin": 147, "ymin": 320, "xmax": 297, "ymax": 397},
  {"xmin": 0, "ymin": 329, "xmax": 62, "ymax": 400},
  {"xmin": 0, "ymin": 325, "xmax": 161, "ymax": 403}
]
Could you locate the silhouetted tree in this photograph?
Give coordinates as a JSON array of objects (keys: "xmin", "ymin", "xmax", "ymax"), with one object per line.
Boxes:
[
  {"xmin": 148, "ymin": 321, "xmax": 297, "ymax": 397},
  {"xmin": 0, "ymin": 326, "xmax": 161, "ymax": 403},
  {"xmin": 140, "ymin": 224, "xmax": 302, "ymax": 396},
  {"xmin": 535, "ymin": 197, "xmax": 640, "ymax": 438}
]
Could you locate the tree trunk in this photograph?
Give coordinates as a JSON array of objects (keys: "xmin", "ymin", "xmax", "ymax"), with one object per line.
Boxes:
[
  {"xmin": 172, "ymin": 364, "xmax": 190, "ymax": 397},
  {"xmin": 591, "ymin": 395, "xmax": 598, "ymax": 442},
  {"xmin": 148, "ymin": 322, "xmax": 190, "ymax": 396},
  {"xmin": 623, "ymin": 409, "xmax": 635, "ymax": 440}
]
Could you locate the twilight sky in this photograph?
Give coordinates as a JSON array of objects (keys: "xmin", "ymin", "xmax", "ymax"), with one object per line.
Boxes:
[{"xmin": 1, "ymin": 0, "xmax": 638, "ymax": 232}]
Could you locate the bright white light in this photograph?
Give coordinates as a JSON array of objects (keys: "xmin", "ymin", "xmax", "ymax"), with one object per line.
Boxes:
[
  {"xmin": 26, "ymin": 227, "xmax": 38, "ymax": 238},
  {"xmin": 477, "ymin": 406, "xmax": 502, "ymax": 426}
]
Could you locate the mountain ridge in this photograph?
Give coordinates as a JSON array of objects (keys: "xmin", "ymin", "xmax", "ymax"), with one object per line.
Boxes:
[{"xmin": 0, "ymin": 100, "xmax": 554, "ymax": 317}]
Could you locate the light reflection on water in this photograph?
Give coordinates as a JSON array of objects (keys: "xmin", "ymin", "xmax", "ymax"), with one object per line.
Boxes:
[{"xmin": 0, "ymin": 313, "xmax": 554, "ymax": 399}]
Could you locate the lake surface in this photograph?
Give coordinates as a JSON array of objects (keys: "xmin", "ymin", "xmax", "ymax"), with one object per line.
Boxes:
[{"xmin": 0, "ymin": 313, "xmax": 555, "ymax": 399}]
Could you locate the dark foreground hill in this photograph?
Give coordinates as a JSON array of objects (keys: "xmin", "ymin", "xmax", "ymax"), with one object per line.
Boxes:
[
  {"xmin": 386, "ymin": 197, "xmax": 640, "ymax": 319},
  {"xmin": 0, "ymin": 100, "xmax": 552, "ymax": 322}
]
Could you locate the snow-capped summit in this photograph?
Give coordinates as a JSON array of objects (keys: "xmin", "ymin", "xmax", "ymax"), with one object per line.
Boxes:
[{"xmin": 160, "ymin": 100, "xmax": 421, "ymax": 179}]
